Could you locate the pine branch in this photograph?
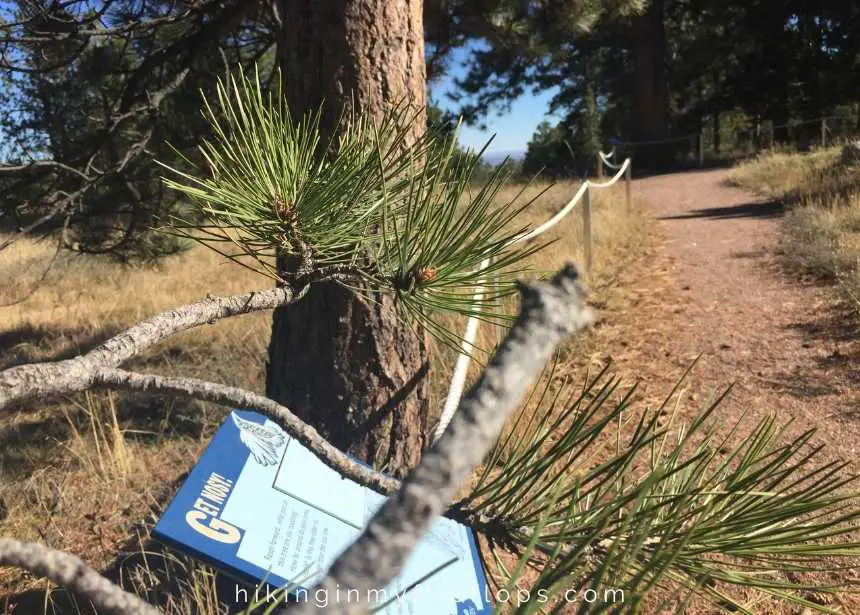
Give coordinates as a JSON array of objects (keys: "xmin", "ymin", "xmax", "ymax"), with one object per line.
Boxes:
[
  {"xmin": 161, "ymin": 69, "xmax": 544, "ymax": 350},
  {"xmin": 289, "ymin": 264, "xmax": 593, "ymax": 614},
  {"xmin": 91, "ymin": 368, "xmax": 400, "ymax": 495},
  {"xmin": 0, "ymin": 538, "xmax": 161, "ymax": 615},
  {"xmin": 0, "ymin": 266, "xmax": 358, "ymax": 410}
]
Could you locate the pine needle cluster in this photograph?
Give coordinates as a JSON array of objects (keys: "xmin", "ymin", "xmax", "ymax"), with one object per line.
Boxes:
[
  {"xmin": 458, "ymin": 364, "xmax": 860, "ymax": 613},
  {"xmin": 160, "ymin": 68, "xmax": 544, "ymax": 346}
]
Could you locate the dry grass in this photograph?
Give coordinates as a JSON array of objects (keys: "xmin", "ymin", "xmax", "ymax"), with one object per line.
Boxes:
[
  {"xmin": 0, "ymin": 234, "xmax": 273, "ymax": 386},
  {"xmin": 730, "ymin": 145, "xmax": 860, "ymax": 309},
  {"xmin": 0, "ymin": 177, "xmax": 648, "ymax": 612},
  {"xmin": 729, "ymin": 146, "xmax": 842, "ymax": 200},
  {"xmin": 59, "ymin": 393, "xmax": 133, "ymax": 486}
]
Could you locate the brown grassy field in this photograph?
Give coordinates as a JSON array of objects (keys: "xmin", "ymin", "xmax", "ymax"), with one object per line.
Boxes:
[
  {"xmin": 729, "ymin": 145, "xmax": 860, "ymax": 309},
  {"xmin": 0, "ymin": 179, "xmax": 648, "ymax": 613}
]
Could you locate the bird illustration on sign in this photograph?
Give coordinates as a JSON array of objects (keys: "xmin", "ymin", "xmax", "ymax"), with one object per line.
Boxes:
[{"xmin": 231, "ymin": 413, "xmax": 285, "ymax": 466}]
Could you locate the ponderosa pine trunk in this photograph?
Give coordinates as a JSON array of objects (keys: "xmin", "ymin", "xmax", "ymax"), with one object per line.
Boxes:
[
  {"xmin": 266, "ymin": 0, "xmax": 429, "ymax": 478},
  {"xmin": 631, "ymin": 0, "xmax": 671, "ymax": 170}
]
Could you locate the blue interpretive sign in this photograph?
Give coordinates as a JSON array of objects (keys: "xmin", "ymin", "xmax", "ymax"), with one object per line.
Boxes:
[{"xmin": 153, "ymin": 410, "xmax": 493, "ymax": 614}]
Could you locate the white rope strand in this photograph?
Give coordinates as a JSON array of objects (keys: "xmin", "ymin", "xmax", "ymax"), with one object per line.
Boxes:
[
  {"xmin": 588, "ymin": 158, "xmax": 630, "ymax": 189},
  {"xmin": 599, "ymin": 150, "xmax": 624, "ymax": 170},
  {"xmin": 434, "ymin": 155, "xmax": 632, "ymax": 443},
  {"xmin": 434, "ymin": 257, "xmax": 491, "ymax": 441},
  {"xmin": 515, "ymin": 181, "xmax": 589, "ymax": 244}
]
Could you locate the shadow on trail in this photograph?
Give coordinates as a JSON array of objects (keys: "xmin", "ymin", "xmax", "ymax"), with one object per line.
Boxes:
[
  {"xmin": 759, "ymin": 293, "xmax": 860, "ymax": 401},
  {"xmin": 658, "ymin": 199, "xmax": 784, "ymax": 221}
]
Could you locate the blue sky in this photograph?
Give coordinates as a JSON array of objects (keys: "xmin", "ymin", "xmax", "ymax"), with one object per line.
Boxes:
[
  {"xmin": 429, "ymin": 47, "xmax": 563, "ymax": 157},
  {"xmin": 0, "ymin": 15, "xmax": 558, "ymax": 160}
]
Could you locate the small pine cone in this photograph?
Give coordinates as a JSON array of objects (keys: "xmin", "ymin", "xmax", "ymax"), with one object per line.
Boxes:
[
  {"xmin": 418, "ymin": 267, "xmax": 437, "ymax": 283},
  {"xmin": 273, "ymin": 197, "xmax": 294, "ymax": 221}
]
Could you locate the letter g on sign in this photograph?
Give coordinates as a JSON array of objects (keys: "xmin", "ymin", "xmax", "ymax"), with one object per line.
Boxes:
[{"xmin": 186, "ymin": 510, "xmax": 241, "ymax": 544}]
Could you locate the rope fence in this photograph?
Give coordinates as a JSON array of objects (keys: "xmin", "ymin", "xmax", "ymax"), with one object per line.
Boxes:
[
  {"xmin": 607, "ymin": 113, "xmax": 856, "ymax": 169},
  {"xmin": 434, "ymin": 151, "xmax": 632, "ymax": 441},
  {"xmin": 437, "ymin": 111, "xmax": 856, "ymax": 440},
  {"xmin": 436, "ymin": 109, "xmax": 859, "ymax": 455}
]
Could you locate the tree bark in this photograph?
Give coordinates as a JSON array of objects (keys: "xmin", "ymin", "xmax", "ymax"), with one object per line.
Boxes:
[
  {"xmin": 267, "ymin": 0, "xmax": 429, "ymax": 478},
  {"xmin": 631, "ymin": 0, "xmax": 671, "ymax": 169}
]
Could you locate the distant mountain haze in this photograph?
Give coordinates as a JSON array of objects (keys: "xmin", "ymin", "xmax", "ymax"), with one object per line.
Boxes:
[{"xmin": 482, "ymin": 149, "xmax": 526, "ymax": 164}]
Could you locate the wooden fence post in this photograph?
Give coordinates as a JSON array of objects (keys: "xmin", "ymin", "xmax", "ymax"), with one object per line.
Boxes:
[
  {"xmin": 625, "ymin": 162, "xmax": 632, "ymax": 214},
  {"xmin": 821, "ymin": 118, "xmax": 828, "ymax": 148},
  {"xmin": 583, "ymin": 186, "xmax": 593, "ymax": 276},
  {"xmin": 755, "ymin": 118, "xmax": 761, "ymax": 151}
]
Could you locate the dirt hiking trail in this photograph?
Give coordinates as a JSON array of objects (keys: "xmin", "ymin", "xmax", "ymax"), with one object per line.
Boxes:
[{"xmin": 593, "ymin": 168, "xmax": 860, "ymax": 465}]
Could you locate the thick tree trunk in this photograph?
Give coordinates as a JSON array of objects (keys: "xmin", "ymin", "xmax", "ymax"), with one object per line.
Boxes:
[
  {"xmin": 267, "ymin": 0, "xmax": 429, "ymax": 478},
  {"xmin": 631, "ymin": 0, "xmax": 671, "ymax": 169}
]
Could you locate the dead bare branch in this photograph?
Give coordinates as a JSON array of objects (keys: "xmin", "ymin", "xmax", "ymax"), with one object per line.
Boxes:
[
  {"xmin": 0, "ymin": 159, "xmax": 93, "ymax": 179},
  {"xmin": 0, "ymin": 538, "xmax": 162, "ymax": 615},
  {"xmin": 0, "ymin": 0, "xmax": 267, "ymax": 259},
  {"xmin": 0, "ymin": 265, "xmax": 360, "ymax": 410},
  {"xmin": 92, "ymin": 367, "xmax": 401, "ymax": 495}
]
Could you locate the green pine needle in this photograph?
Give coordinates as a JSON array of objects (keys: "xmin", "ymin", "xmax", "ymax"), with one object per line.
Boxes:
[
  {"xmin": 458, "ymin": 363, "xmax": 860, "ymax": 613},
  {"xmin": 159, "ymin": 65, "xmax": 546, "ymax": 350}
]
